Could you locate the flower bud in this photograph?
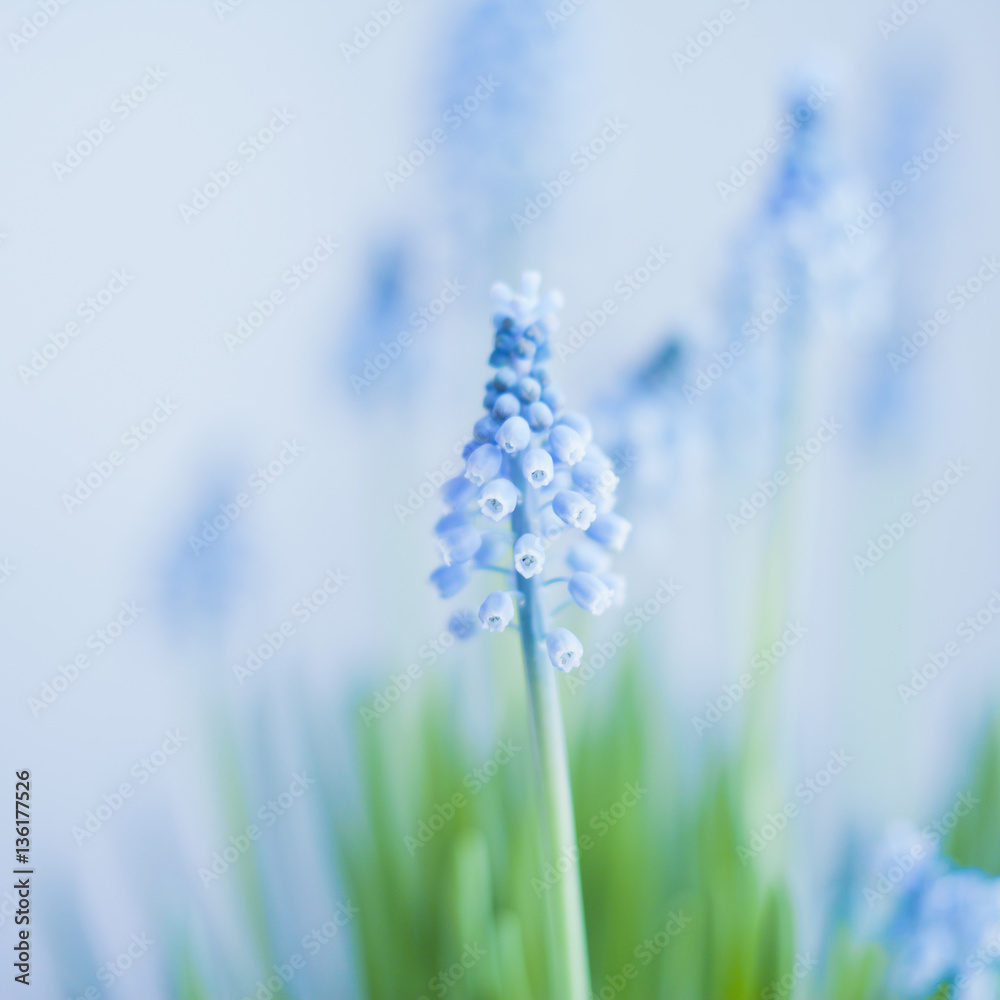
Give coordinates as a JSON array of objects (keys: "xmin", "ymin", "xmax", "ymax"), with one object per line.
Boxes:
[
  {"xmin": 493, "ymin": 392, "xmax": 521, "ymax": 421},
  {"xmin": 516, "ymin": 377, "xmax": 542, "ymax": 403},
  {"xmin": 474, "ymin": 415, "xmax": 502, "ymax": 443},
  {"xmin": 496, "ymin": 415, "xmax": 531, "ymax": 454},
  {"xmin": 525, "ymin": 401, "xmax": 554, "ymax": 432},
  {"xmin": 513, "ymin": 338, "xmax": 536, "ymax": 362},
  {"xmin": 493, "ymin": 366, "xmax": 518, "ymax": 391}
]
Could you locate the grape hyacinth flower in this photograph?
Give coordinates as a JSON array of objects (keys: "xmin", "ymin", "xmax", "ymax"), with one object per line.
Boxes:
[
  {"xmin": 546, "ymin": 627, "xmax": 584, "ymax": 672},
  {"xmin": 522, "ymin": 447, "xmax": 554, "ymax": 487},
  {"xmin": 479, "ymin": 591, "xmax": 515, "ymax": 632},
  {"xmin": 496, "ymin": 414, "xmax": 531, "ymax": 453},
  {"xmin": 478, "ymin": 478, "xmax": 518, "ymax": 521},
  {"xmin": 465, "ymin": 443, "xmax": 503, "ymax": 486},
  {"xmin": 553, "ymin": 490, "xmax": 597, "ymax": 530},
  {"xmin": 513, "ymin": 533, "xmax": 545, "ymax": 578},
  {"xmin": 426, "ymin": 272, "xmax": 632, "ymax": 1000},
  {"xmin": 437, "ymin": 524, "xmax": 482, "ymax": 566},
  {"xmin": 568, "ymin": 572, "xmax": 613, "ymax": 615}
]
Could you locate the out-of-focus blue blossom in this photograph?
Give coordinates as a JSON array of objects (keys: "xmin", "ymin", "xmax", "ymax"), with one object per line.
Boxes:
[
  {"xmin": 586, "ymin": 512, "xmax": 631, "ymax": 551},
  {"xmin": 474, "ymin": 414, "xmax": 502, "ymax": 443},
  {"xmin": 568, "ymin": 572, "xmax": 613, "ymax": 615},
  {"xmin": 431, "ymin": 563, "xmax": 471, "ymax": 598},
  {"xmin": 572, "ymin": 460, "xmax": 619, "ymax": 499},
  {"xmin": 867, "ymin": 822, "xmax": 1000, "ymax": 1000},
  {"xmin": 160, "ymin": 483, "xmax": 249, "ymax": 640},
  {"xmin": 474, "ymin": 533, "xmax": 510, "ymax": 568},
  {"xmin": 554, "ymin": 411, "xmax": 593, "ymax": 446},
  {"xmin": 434, "ymin": 511, "xmax": 469, "ymax": 535},
  {"xmin": 549, "ymin": 424, "xmax": 585, "ymax": 465},
  {"xmin": 464, "ymin": 443, "xmax": 503, "ymax": 485},
  {"xmin": 442, "ymin": 475, "xmax": 478, "ymax": 510},
  {"xmin": 438, "ymin": 524, "xmax": 482, "ymax": 566},
  {"xmin": 567, "ymin": 540, "xmax": 612, "ymax": 575},
  {"xmin": 479, "ymin": 591, "xmax": 515, "ymax": 632},
  {"xmin": 428, "ymin": 273, "xmax": 630, "ymax": 671},
  {"xmin": 448, "ymin": 608, "xmax": 479, "ymax": 640}
]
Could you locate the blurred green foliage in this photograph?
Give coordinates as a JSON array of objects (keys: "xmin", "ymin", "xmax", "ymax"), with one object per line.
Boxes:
[
  {"xmin": 178, "ymin": 660, "xmax": 1000, "ymax": 999},
  {"xmin": 337, "ymin": 650, "xmax": 805, "ymax": 1000}
]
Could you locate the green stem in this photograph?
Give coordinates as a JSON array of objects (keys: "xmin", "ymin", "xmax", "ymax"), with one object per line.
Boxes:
[{"xmin": 510, "ymin": 466, "xmax": 591, "ymax": 1000}]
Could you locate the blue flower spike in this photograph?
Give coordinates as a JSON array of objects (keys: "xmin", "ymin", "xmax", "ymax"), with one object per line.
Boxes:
[
  {"xmin": 431, "ymin": 272, "xmax": 628, "ymax": 668},
  {"xmin": 428, "ymin": 273, "xmax": 631, "ymax": 1000}
]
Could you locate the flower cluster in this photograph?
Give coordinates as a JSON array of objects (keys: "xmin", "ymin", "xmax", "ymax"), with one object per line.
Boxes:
[
  {"xmin": 867, "ymin": 822, "xmax": 1000, "ymax": 1000},
  {"xmin": 430, "ymin": 272, "xmax": 630, "ymax": 672}
]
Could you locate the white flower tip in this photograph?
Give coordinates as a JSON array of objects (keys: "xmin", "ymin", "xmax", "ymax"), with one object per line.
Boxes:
[{"xmin": 490, "ymin": 281, "xmax": 513, "ymax": 303}]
